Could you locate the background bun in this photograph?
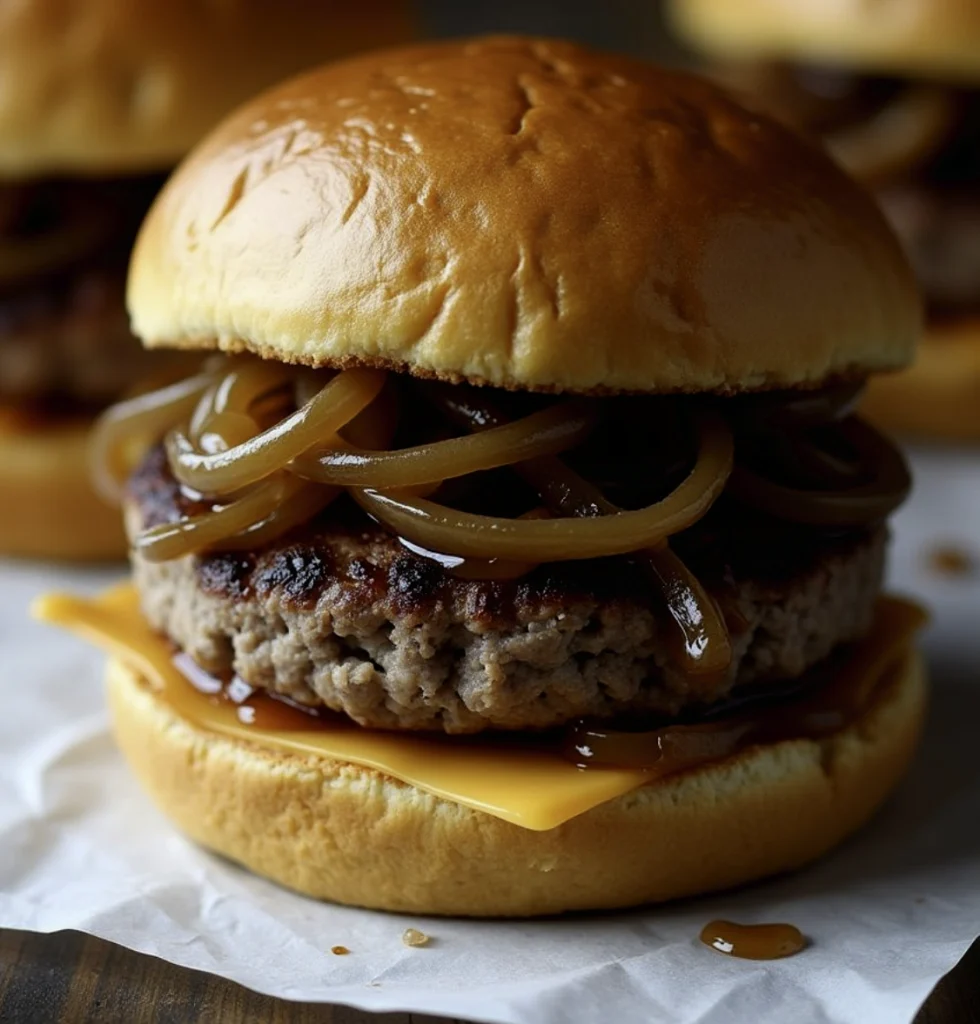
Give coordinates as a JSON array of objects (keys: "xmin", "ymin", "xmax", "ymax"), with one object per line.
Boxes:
[
  {"xmin": 0, "ymin": 417, "xmax": 125, "ymax": 560},
  {"xmin": 107, "ymin": 648, "xmax": 925, "ymax": 917},
  {"xmin": 0, "ymin": 0, "xmax": 414, "ymax": 176},
  {"xmin": 668, "ymin": 0, "xmax": 980, "ymax": 79},
  {"xmin": 129, "ymin": 36, "xmax": 920, "ymax": 396},
  {"xmin": 863, "ymin": 317, "xmax": 980, "ymax": 439}
]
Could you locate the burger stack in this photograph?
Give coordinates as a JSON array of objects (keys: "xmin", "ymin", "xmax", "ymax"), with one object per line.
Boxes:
[{"xmin": 37, "ymin": 36, "xmax": 927, "ymax": 916}]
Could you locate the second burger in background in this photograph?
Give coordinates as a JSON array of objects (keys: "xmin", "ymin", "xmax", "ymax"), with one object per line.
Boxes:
[
  {"xmin": 668, "ymin": 0, "xmax": 980, "ymax": 440},
  {"xmin": 41, "ymin": 36, "xmax": 924, "ymax": 916},
  {"xmin": 0, "ymin": 0, "xmax": 414, "ymax": 560}
]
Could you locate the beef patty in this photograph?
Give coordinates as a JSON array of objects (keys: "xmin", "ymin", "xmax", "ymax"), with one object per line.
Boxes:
[
  {"xmin": 126, "ymin": 446, "xmax": 887, "ymax": 734},
  {"xmin": 0, "ymin": 267, "xmax": 185, "ymax": 404},
  {"xmin": 0, "ymin": 174, "xmax": 179, "ymax": 404}
]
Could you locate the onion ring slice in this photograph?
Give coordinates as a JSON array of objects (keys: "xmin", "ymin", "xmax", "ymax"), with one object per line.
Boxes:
[
  {"xmin": 354, "ymin": 410, "xmax": 733, "ymax": 562},
  {"xmin": 90, "ymin": 371, "xmax": 217, "ymax": 504},
  {"xmin": 133, "ymin": 474, "xmax": 339, "ymax": 562},
  {"xmin": 827, "ymin": 84, "xmax": 955, "ymax": 182},
  {"xmin": 429, "ymin": 387, "xmax": 733, "ymax": 678},
  {"xmin": 167, "ymin": 368, "xmax": 386, "ymax": 495},
  {"xmin": 729, "ymin": 417, "xmax": 911, "ymax": 526},
  {"xmin": 291, "ymin": 401, "xmax": 596, "ymax": 489}
]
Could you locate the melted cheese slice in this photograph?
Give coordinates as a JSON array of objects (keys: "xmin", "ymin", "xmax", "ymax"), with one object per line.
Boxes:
[{"xmin": 33, "ymin": 585, "xmax": 925, "ymax": 832}]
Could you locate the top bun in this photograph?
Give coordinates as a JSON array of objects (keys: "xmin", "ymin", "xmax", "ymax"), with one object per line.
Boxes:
[
  {"xmin": 669, "ymin": 0, "xmax": 980, "ymax": 81},
  {"xmin": 0, "ymin": 0, "xmax": 414, "ymax": 177},
  {"xmin": 129, "ymin": 36, "xmax": 920, "ymax": 395}
]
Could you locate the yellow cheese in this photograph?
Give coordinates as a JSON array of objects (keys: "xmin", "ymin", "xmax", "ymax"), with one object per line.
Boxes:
[
  {"xmin": 32, "ymin": 584, "xmax": 925, "ymax": 832},
  {"xmin": 33, "ymin": 584, "xmax": 652, "ymax": 830}
]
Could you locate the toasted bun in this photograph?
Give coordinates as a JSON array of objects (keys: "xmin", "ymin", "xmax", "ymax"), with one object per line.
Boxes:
[
  {"xmin": 128, "ymin": 36, "xmax": 919, "ymax": 396},
  {"xmin": 668, "ymin": 0, "xmax": 980, "ymax": 79},
  {"xmin": 107, "ymin": 647, "xmax": 926, "ymax": 917},
  {"xmin": 0, "ymin": 0, "xmax": 414, "ymax": 177},
  {"xmin": 0, "ymin": 413, "xmax": 125, "ymax": 561},
  {"xmin": 863, "ymin": 315, "xmax": 980, "ymax": 439}
]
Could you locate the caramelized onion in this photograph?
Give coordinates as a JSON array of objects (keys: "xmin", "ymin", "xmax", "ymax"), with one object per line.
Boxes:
[
  {"xmin": 212, "ymin": 482, "xmax": 339, "ymax": 553},
  {"xmin": 187, "ymin": 360, "xmax": 295, "ymax": 449},
  {"xmin": 135, "ymin": 474, "xmax": 295, "ymax": 562},
  {"xmin": 134, "ymin": 475, "xmax": 339, "ymax": 562},
  {"xmin": 91, "ymin": 371, "xmax": 217, "ymax": 503},
  {"xmin": 729, "ymin": 418, "xmax": 911, "ymax": 526},
  {"xmin": 291, "ymin": 402, "xmax": 596, "ymax": 489},
  {"xmin": 519, "ymin": 462, "xmax": 733, "ymax": 682},
  {"xmin": 211, "ymin": 360, "xmax": 295, "ymax": 415},
  {"xmin": 565, "ymin": 716, "xmax": 753, "ymax": 771},
  {"xmin": 166, "ymin": 368, "xmax": 386, "ymax": 495},
  {"xmin": 827, "ymin": 84, "xmax": 955, "ymax": 182},
  {"xmin": 736, "ymin": 381, "xmax": 865, "ymax": 430},
  {"xmin": 430, "ymin": 388, "xmax": 734, "ymax": 679},
  {"xmin": 354, "ymin": 410, "xmax": 734, "ymax": 562}
]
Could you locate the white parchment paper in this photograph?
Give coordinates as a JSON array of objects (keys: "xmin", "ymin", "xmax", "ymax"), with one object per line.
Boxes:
[{"xmin": 2, "ymin": 446, "xmax": 979, "ymax": 1024}]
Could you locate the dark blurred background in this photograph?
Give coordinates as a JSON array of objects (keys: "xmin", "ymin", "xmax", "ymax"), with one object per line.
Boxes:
[{"xmin": 419, "ymin": 0, "xmax": 686, "ymax": 63}]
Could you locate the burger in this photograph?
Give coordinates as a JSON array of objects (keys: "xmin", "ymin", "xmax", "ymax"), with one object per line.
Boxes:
[
  {"xmin": 1, "ymin": 0, "xmax": 414, "ymax": 560},
  {"xmin": 37, "ymin": 37, "xmax": 925, "ymax": 917},
  {"xmin": 668, "ymin": 0, "xmax": 980, "ymax": 440}
]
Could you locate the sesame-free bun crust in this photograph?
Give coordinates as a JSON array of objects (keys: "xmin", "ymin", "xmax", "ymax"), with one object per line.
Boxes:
[
  {"xmin": 0, "ymin": 414, "xmax": 125, "ymax": 561},
  {"xmin": 0, "ymin": 0, "xmax": 414, "ymax": 177},
  {"xmin": 669, "ymin": 0, "xmax": 980, "ymax": 80},
  {"xmin": 129, "ymin": 36, "xmax": 919, "ymax": 396},
  {"xmin": 863, "ymin": 316, "xmax": 980, "ymax": 440},
  {"xmin": 107, "ymin": 647, "xmax": 926, "ymax": 917}
]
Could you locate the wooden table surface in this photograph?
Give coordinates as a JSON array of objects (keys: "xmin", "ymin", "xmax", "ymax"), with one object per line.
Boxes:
[{"xmin": 2, "ymin": 928, "xmax": 978, "ymax": 1024}]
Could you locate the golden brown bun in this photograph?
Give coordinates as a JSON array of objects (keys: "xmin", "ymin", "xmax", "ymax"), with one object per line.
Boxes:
[
  {"xmin": 863, "ymin": 315, "xmax": 980, "ymax": 440},
  {"xmin": 668, "ymin": 0, "xmax": 980, "ymax": 80},
  {"xmin": 0, "ymin": 0, "xmax": 415, "ymax": 177},
  {"xmin": 107, "ymin": 647, "xmax": 926, "ymax": 917},
  {"xmin": 0, "ymin": 413, "xmax": 125, "ymax": 561},
  {"xmin": 129, "ymin": 36, "xmax": 920, "ymax": 396}
]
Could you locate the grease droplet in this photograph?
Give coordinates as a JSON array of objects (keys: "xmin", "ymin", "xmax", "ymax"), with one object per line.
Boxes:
[{"xmin": 700, "ymin": 920, "xmax": 806, "ymax": 960}]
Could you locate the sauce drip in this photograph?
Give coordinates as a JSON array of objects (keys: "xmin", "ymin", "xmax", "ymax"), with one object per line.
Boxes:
[
  {"xmin": 173, "ymin": 651, "xmax": 327, "ymax": 731},
  {"xmin": 565, "ymin": 597, "xmax": 926, "ymax": 770},
  {"xmin": 167, "ymin": 598, "xmax": 925, "ymax": 780},
  {"xmin": 927, "ymin": 544, "xmax": 977, "ymax": 578},
  {"xmin": 700, "ymin": 920, "xmax": 807, "ymax": 960}
]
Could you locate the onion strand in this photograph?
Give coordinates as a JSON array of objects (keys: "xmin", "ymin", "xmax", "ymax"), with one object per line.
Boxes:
[
  {"xmin": 354, "ymin": 410, "xmax": 734, "ymax": 562},
  {"xmin": 292, "ymin": 401, "xmax": 596, "ymax": 489},
  {"xmin": 166, "ymin": 367, "xmax": 386, "ymax": 495},
  {"xmin": 91, "ymin": 371, "xmax": 218, "ymax": 503}
]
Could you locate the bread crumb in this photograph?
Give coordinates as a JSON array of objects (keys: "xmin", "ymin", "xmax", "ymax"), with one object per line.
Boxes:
[
  {"xmin": 402, "ymin": 928, "xmax": 430, "ymax": 948},
  {"xmin": 331, "ymin": 945, "xmax": 350, "ymax": 955}
]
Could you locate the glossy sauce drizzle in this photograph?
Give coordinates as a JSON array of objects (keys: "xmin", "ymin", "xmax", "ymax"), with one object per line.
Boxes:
[
  {"xmin": 173, "ymin": 651, "xmax": 328, "ymax": 731},
  {"xmin": 564, "ymin": 597, "xmax": 927, "ymax": 770},
  {"xmin": 700, "ymin": 920, "xmax": 807, "ymax": 960}
]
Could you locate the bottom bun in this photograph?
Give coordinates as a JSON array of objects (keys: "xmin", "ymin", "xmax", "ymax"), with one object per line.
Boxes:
[
  {"xmin": 107, "ymin": 649, "xmax": 926, "ymax": 917},
  {"xmin": 862, "ymin": 316, "xmax": 980, "ymax": 441},
  {"xmin": 0, "ymin": 411, "xmax": 126, "ymax": 561}
]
